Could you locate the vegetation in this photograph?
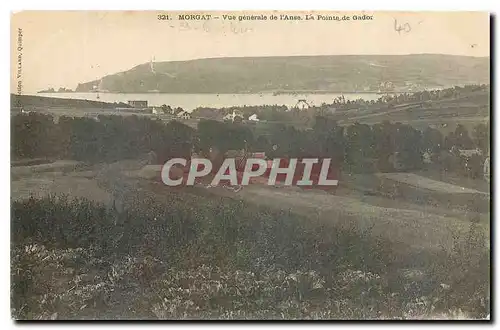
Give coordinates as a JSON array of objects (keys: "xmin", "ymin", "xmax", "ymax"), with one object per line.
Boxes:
[
  {"xmin": 190, "ymin": 84, "xmax": 489, "ymax": 125},
  {"xmin": 11, "ymin": 94, "xmax": 130, "ymax": 110},
  {"xmin": 11, "ymin": 194, "xmax": 489, "ymax": 319},
  {"xmin": 10, "ymin": 84, "xmax": 490, "ymax": 319},
  {"xmin": 11, "ymin": 113, "xmax": 195, "ymax": 164},
  {"xmin": 74, "ymin": 55, "xmax": 489, "ymax": 93},
  {"xmin": 11, "ymin": 106, "xmax": 489, "ymax": 177},
  {"xmin": 37, "ymin": 87, "xmax": 74, "ymax": 93}
]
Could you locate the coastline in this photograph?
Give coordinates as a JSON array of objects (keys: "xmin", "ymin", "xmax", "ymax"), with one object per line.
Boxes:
[{"xmin": 44, "ymin": 90, "xmax": 405, "ymax": 95}]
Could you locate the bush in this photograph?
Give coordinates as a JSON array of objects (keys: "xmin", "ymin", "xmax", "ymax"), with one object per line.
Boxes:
[
  {"xmin": 11, "ymin": 114, "xmax": 195, "ymax": 164},
  {"xmin": 11, "ymin": 113, "xmax": 61, "ymax": 159},
  {"xmin": 11, "ymin": 194, "xmax": 490, "ymax": 319}
]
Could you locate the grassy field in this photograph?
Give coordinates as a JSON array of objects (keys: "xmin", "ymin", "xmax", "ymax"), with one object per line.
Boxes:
[
  {"xmin": 11, "ymin": 161, "xmax": 490, "ymax": 320},
  {"xmin": 11, "ymin": 83, "xmax": 491, "ymax": 319}
]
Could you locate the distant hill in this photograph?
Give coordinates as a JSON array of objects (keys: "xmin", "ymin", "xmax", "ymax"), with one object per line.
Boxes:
[{"xmin": 75, "ymin": 54, "xmax": 490, "ymax": 94}]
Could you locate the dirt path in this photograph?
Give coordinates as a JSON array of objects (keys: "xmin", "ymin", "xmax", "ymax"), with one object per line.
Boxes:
[
  {"xmin": 95, "ymin": 165, "xmax": 491, "ymax": 255},
  {"xmin": 120, "ymin": 175, "xmax": 489, "ymax": 256},
  {"xmin": 339, "ymin": 103, "xmax": 421, "ymax": 123},
  {"xmin": 11, "ymin": 172, "xmax": 113, "ymax": 204},
  {"xmin": 11, "ymin": 162, "xmax": 489, "ymax": 256},
  {"xmin": 233, "ymin": 185, "xmax": 488, "ymax": 252},
  {"xmin": 376, "ymin": 172, "xmax": 487, "ymax": 195}
]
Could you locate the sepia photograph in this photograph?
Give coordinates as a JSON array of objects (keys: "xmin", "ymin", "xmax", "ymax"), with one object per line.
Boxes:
[{"xmin": 10, "ymin": 10, "xmax": 490, "ymax": 320}]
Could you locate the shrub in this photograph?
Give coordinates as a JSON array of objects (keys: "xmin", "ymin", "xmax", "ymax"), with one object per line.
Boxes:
[{"xmin": 11, "ymin": 194, "xmax": 489, "ymax": 319}]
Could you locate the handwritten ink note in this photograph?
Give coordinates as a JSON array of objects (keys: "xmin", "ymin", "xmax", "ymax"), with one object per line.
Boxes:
[
  {"xmin": 394, "ymin": 18, "xmax": 411, "ymax": 34},
  {"xmin": 175, "ymin": 20, "xmax": 253, "ymax": 35}
]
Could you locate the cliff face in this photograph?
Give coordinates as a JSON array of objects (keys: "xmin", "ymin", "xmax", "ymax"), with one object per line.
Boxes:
[{"xmin": 75, "ymin": 54, "xmax": 490, "ymax": 93}]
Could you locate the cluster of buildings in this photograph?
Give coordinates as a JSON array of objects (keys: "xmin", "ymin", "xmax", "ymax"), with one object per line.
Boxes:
[
  {"xmin": 126, "ymin": 99, "xmax": 322, "ymax": 123},
  {"xmin": 222, "ymin": 110, "xmax": 260, "ymax": 123},
  {"xmin": 127, "ymin": 100, "xmax": 192, "ymax": 120},
  {"xmin": 127, "ymin": 100, "xmax": 262, "ymax": 123},
  {"xmin": 126, "ymin": 100, "xmax": 265, "ymax": 124}
]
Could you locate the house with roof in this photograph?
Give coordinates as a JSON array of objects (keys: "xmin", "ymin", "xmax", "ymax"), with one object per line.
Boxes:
[
  {"xmin": 128, "ymin": 100, "xmax": 148, "ymax": 108},
  {"xmin": 484, "ymin": 156, "xmax": 490, "ymax": 183},
  {"xmin": 223, "ymin": 110, "xmax": 244, "ymax": 122},
  {"xmin": 152, "ymin": 107, "xmax": 164, "ymax": 115},
  {"xmin": 423, "ymin": 151, "xmax": 432, "ymax": 164},
  {"xmin": 171, "ymin": 107, "xmax": 184, "ymax": 115},
  {"xmin": 457, "ymin": 148, "xmax": 483, "ymax": 158},
  {"xmin": 176, "ymin": 110, "xmax": 191, "ymax": 120},
  {"xmin": 290, "ymin": 99, "xmax": 311, "ymax": 111},
  {"xmin": 248, "ymin": 114, "xmax": 260, "ymax": 122}
]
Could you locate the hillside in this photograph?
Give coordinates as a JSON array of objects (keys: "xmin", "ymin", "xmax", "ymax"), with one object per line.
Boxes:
[
  {"xmin": 11, "ymin": 94, "xmax": 129, "ymax": 109},
  {"xmin": 75, "ymin": 54, "xmax": 490, "ymax": 94}
]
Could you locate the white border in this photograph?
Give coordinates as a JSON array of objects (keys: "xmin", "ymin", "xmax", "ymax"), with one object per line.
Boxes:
[
  {"xmin": 4, "ymin": 0, "xmax": 500, "ymax": 11},
  {"xmin": 2, "ymin": 1, "xmax": 498, "ymax": 329}
]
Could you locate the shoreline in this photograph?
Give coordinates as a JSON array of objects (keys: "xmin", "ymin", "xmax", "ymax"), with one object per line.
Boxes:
[{"xmin": 38, "ymin": 90, "xmax": 405, "ymax": 95}]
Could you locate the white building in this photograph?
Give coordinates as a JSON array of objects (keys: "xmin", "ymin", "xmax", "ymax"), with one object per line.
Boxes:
[
  {"xmin": 484, "ymin": 156, "xmax": 490, "ymax": 183},
  {"xmin": 294, "ymin": 99, "xmax": 311, "ymax": 110},
  {"xmin": 152, "ymin": 107, "xmax": 164, "ymax": 115},
  {"xmin": 223, "ymin": 110, "xmax": 244, "ymax": 122},
  {"xmin": 171, "ymin": 107, "xmax": 184, "ymax": 115},
  {"xmin": 423, "ymin": 151, "xmax": 432, "ymax": 164},
  {"xmin": 176, "ymin": 110, "xmax": 191, "ymax": 120},
  {"xmin": 128, "ymin": 100, "xmax": 148, "ymax": 108},
  {"xmin": 248, "ymin": 114, "xmax": 260, "ymax": 122},
  {"xmin": 458, "ymin": 148, "xmax": 482, "ymax": 158}
]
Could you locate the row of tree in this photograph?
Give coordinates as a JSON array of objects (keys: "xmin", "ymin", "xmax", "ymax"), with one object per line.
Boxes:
[
  {"xmin": 196, "ymin": 117, "xmax": 490, "ymax": 176},
  {"xmin": 11, "ymin": 112, "xmax": 489, "ymax": 177},
  {"xmin": 317, "ymin": 84, "xmax": 490, "ymax": 110},
  {"xmin": 11, "ymin": 113, "xmax": 194, "ymax": 163}
]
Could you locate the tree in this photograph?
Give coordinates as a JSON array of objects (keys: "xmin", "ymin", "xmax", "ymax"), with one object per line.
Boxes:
[
  {"xmin": 197, "ymin": 119, "xmax": 253, "ymax": 154},
  {"xmin": 11, "ymin": 113, "xmax": 60, "ymax": 159},
  {"xmin": 464, "ymin": 154, "xmax": 483, "ymax": 179},
  {"xmin": 344, "ymin": 122, "xmax": 375, "ymax": 173},
  {"xmin": 445, "ymin": 124, "xmax": 474, "ymax": 150},
  {"xmin": 372, "ymin": 121, "xmax": 395, "ymax": 171},
  {"xmin": 422, "ymin": 127, "xmax": 443, "ymax": 155},
  {"xmin": 455, "ymin": 124, "xmax": 474, "ymax": 149},
  {"xmin": 472, "ymin": 122, "xmax": 490, "ymax": 154},
  {"xmin": 158, "ymin": 120, "xmax": 195, "ymax": 162},
  {"xmin": 161, "ymin": 104, "xmax": 172, "ymax": 114},
  {"xmin": 255, "ymin": 135, "xmax": 270, "ymax": 152},
  {"xmin": 309, "ymin": 116, "xmax": 345, "ymax": 163},
  {"xmin": 395, "ymin": 124, "xmax": 423, "ymax": 170},
  {"xmin": 454, "ymin": 124, "xmax": 474, "ymax": 149}
]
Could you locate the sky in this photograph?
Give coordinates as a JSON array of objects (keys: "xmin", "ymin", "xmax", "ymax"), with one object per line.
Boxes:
[{"xmin": 11, "ymin": 11, "xmax": 490, "ymax": 94}]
